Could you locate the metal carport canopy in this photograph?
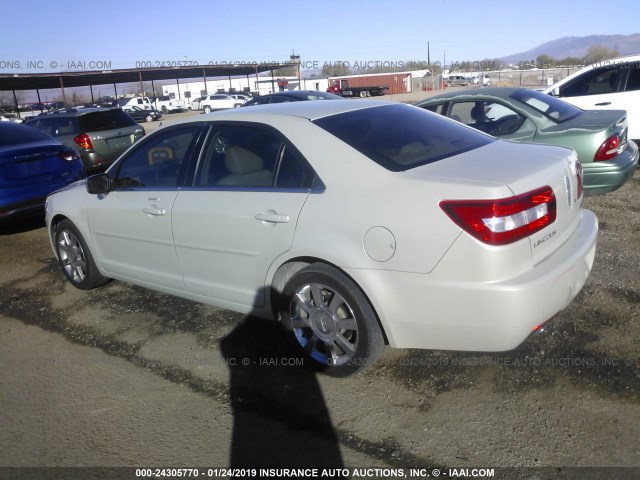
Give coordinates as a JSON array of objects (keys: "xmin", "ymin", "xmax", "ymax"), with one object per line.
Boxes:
[{"xmin": 0, "ymin": 63, "xmax": 296, "ymax": 91}]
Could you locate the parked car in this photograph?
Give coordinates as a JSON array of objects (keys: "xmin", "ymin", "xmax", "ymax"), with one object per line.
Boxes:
[
  {"xmin": 415, "ymin": 87, "xmax": 639, "ymax": 195},
  {"xmin": 189, "ymin": 97, "xmax": 203, "ymax": 110},
  {"xmin": 151, "ymin": 96, "xmax": 187, "ymax": 113},
  {"xmin": 472, "ymin": 75, "xmax": 491, "ymax": 86},
  {"xmin": 243, "ymin": 90, "xmax": 345, "ymax": 106},
  {"xmin": 113, "ymin": 97, "xmax": 153, "ymax": 112},
  {"xmin": 544, "ymin": 54, "xmax": 640, "ymax": 141},
  {"xmin": 198, "ymin": 94, "xmax": 243, "ymax": 113},
  {"xmin": 44, "ymin": 101, "xmax": 597, "ymax": 376},
  {"xmin": 0, "ymin": 113, "xmax": 23, "ymax": 123},
  {"xmin": 126, "ymin": 106, "xmax": 163, "ymax": 123},
  {"xmin": 25, "ymin": 107, "xmax": 145, "ymax": 172},
  {"xmin": 229, "ymin": 93, "xmax": 251, "ymax": 103},
  {"xmin": 0, "ymin": 122, "xmax": 85, "ymax": 222},
  {"xmin": 445, "ymin": 75, "xmax": 471, "ymax": 87}
]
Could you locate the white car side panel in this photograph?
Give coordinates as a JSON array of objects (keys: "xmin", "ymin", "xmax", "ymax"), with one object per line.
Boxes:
[
  {"xmin": 346, "ymin": 210, "xmax": 597, "ymax": 350},
  {"xmin": 87, "ymin": 190, "xmax": 184, "ymax": 289},
  {"xmin": 171, "ymin": 190, "xmax": 308, "ymax": 307}
]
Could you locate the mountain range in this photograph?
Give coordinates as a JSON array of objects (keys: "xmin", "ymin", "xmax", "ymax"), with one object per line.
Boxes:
[{"xmin": 500, "ymin": 34, "xmax": 640, "ymax": 62}]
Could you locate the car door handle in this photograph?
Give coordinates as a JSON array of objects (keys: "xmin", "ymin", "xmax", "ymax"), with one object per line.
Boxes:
[
  {"xmin": 255, "ymin": 212, "xmax": 290, "ymax": 223},
  {"xmin": 595, "ymin": 102, "xmax": 612, "ymax": 106},
  {"xmin": 143, "ymin": 206, "xmax": 166, "ymax": 216}
]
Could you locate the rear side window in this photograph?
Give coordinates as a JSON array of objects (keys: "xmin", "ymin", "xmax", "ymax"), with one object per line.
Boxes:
[
  {"xmin": 0, "ymin": 123, "xmax": 54, "ymax": 146},
  {"xmin": 313, "ymin": 104, "xmax": 494, "ymax": 171},
  {"xmin": 78, "ymin": 110, "xmax": 137, "ymax": 132}
]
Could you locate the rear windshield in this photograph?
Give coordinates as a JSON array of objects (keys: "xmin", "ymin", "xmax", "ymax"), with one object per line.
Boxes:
[
  {"xmin": 78, "ymin": 110, "xmax": 137, "ymax": 132},
  {"xmin": 313, "ymin": 104, "xmax": 494, "ymax": 171},
  {"xmin": 511, "ymin": 89, "xmax": 581, "ymax": 123},
  {"xmin": 0, "ymin": 123, "xmax": 54, "ymax": 146}
]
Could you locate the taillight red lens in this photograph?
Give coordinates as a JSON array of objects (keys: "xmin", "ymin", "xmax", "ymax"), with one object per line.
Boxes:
[
  {"xmin": 594, "ymin": 134, "xmax": 619, "ymax": 162},
  {"xmin": 73, "ymin": 133, "xmax": 93, "ymax": 150},
  {"xmin": 440, "ymin": 187, "xmax": 557, "ymax": 246}
]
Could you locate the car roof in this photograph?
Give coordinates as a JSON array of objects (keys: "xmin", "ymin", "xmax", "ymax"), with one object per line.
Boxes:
[
  {"xmin": 36, "ymin": 106, "xmax": 120, "ymax": 117},
  {"xmin": 416, "ymin": 87, "xmax": 527, "ymax": 103},
  {"xmin": 177, "ymin": 99, "xmax": 397, "ymax": 124},
  {"xmin": 262, "ymin": 91, "xmax": 331, "ymax": 98}
]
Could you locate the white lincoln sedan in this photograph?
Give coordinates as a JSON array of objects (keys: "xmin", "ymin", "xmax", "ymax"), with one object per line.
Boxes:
[{"xmin": 45, "ymin": 101, "xmax": 598, "ymax": 376}]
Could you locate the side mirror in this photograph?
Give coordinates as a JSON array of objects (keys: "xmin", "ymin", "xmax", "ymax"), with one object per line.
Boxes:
[
  {"xmin": 549, "ymin": 87, "xmax": 560, "ymax": 97},
  {"xmin": 86, "ymin": 173, "xmax": 113, "ymax": 195}
]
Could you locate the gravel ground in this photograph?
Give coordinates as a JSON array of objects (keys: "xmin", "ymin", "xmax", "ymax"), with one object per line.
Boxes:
[{"xmin": 0, "ymin": 108, "xmax": 639, "ymax": 480}]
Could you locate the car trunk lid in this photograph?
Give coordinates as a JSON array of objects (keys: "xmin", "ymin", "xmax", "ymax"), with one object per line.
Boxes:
[
  {"xmin": 406, "ymin": 139, "xmax": 584, "ymax": 265},
  {"xmin": 0, "ymin": 142, "xmax": 78, "ymax": 187}
]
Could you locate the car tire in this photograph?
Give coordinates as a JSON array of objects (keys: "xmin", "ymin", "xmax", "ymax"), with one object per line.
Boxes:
[
  {"xmin": 145, "ymin": 114, "xmax": 153, "ymax": 122},
  {"xmin": 359, "ymin": 91, "xmax": 368, "ymax": 98},
  {"xmin": 203, "ymin": 105, "xmax": 211, "ymax": 113},
  {"xmin": 280, "ymin": 263, "xmax": 385, "ymax": 376},
  {"xmin": 161, "ymin": 106, "xmax": 168, "ymax": 114},
  {"xmin": 54, "ymin": 219, "xmax": 109, "ymax": 290}
]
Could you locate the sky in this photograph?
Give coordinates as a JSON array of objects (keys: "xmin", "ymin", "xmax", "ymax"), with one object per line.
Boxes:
[{"xmin": 1, "ymin": 0, "xmax": 639, "ymax": 74}]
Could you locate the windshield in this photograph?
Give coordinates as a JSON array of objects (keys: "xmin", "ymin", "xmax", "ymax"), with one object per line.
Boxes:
[
  {"xmin": 313, "ymin": 104, "xmax": 494, "ymax": 171},
  {"xmin": 511, "ymin": 89, "xmax": 581, "ymax": 123}
]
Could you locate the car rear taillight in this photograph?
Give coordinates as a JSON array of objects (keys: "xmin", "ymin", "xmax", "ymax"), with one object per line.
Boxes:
[
  {"xmin": 73, "ymin": 133, "xmax": 93, "ymax": 150},
  {"xmin": 594, "ymin": 134, "xmax": 620, "ymax": 162},
  {"xmin": 58, "ymin": 150, "xmax": 80, "ymax": 162},
  {"xmin": 440, "ymin": 187, "xmax": 557, "ymax": 246}
]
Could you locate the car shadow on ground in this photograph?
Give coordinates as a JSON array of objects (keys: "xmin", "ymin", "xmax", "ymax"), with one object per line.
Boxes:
[
  {"xmin": 0, "ymin": 216, "xmax": 45, "ymax": 235},
  {"xmin": 220, "ymin": 317, "xmax": 346, "ymax": 475}
]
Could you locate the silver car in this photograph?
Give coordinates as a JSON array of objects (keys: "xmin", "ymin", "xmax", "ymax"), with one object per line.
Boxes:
[
  {"xmin": 45, "ymin": 101, "xmax": 597, "ymax": 376},
  {"xmin": 26, "ymin": 107, "xmax": 145, "ymax": 172}
]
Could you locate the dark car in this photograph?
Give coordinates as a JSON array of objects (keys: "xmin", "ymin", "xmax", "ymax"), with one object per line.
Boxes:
[
  {"xmin": 0, "ymin": 122, "xmax": 85, "ymax": 222},
  {"xmin": 445, "ymin": 75, "xmax": 471, "ymax": 87},
  {"xmin": 25, "ymin": 107, "xmax": 145, "ymax": 172},
  {"xmin": 242, "ymin": 90, "xmax": 344, "ymax": 106},
  {"xmin": 415, "ymin": 87, "xmax": 639, "ymax": 196},
  {"xmin": 126, "ymin": 106, "xmax": 163, "ymax": 123}
]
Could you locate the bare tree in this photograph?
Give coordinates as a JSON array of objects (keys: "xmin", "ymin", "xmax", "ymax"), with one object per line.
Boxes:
[{"xmin": 584, "ymin": 45, "xmax": 619, "ymax": 63}]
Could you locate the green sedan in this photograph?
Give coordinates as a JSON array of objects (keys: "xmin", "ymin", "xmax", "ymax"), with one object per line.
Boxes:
[{"xmin": 415, "ymin": 87, "xmax": 639, "ymax": 196}]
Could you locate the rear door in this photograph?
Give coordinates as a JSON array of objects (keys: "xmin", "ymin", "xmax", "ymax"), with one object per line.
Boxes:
[{"xmin": 172, "ymin": 123, "xmax": 315, "ymax": 308}]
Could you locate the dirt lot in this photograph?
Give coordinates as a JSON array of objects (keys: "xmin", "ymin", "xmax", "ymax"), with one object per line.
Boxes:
[{"xmin": 0, "ymin": 133, "xmax": 639, "ymax": 478}]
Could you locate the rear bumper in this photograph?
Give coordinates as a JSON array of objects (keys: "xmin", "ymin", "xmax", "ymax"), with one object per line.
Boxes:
[
  {"xmin": 346, "ymin": 210, "xmax": 598, "ymax": 352},
  {"xmin": 584, "ymin": 141, "xmax": 639, "ymax": 196}
]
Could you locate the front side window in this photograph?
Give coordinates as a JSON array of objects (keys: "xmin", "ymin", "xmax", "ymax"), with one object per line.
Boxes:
[
  {"xmin": 314, "ymin": 104, "xmax": 494, "ymax": 171},
  {"xmin": 560, "ymin": 66, "xmax": 621, "ymax": 97},
  {"xmin": 449, "ymin": 101, "xmax": 525, "ymax": 136},
  {"xmin": 115, "ymin": 126, "xmax": 201, "ymax": 189}
]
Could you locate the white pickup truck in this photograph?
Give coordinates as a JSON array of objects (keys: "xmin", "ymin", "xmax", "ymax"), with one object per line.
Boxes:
[{"xmin": 152, "ymin": 96, "xmax": 187, "ymax": 113}]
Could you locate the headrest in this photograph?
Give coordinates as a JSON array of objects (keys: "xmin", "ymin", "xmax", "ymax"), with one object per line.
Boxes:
[{"xmin": 224, "ymin": 146, "xmax": 263, "ymax": 175}]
